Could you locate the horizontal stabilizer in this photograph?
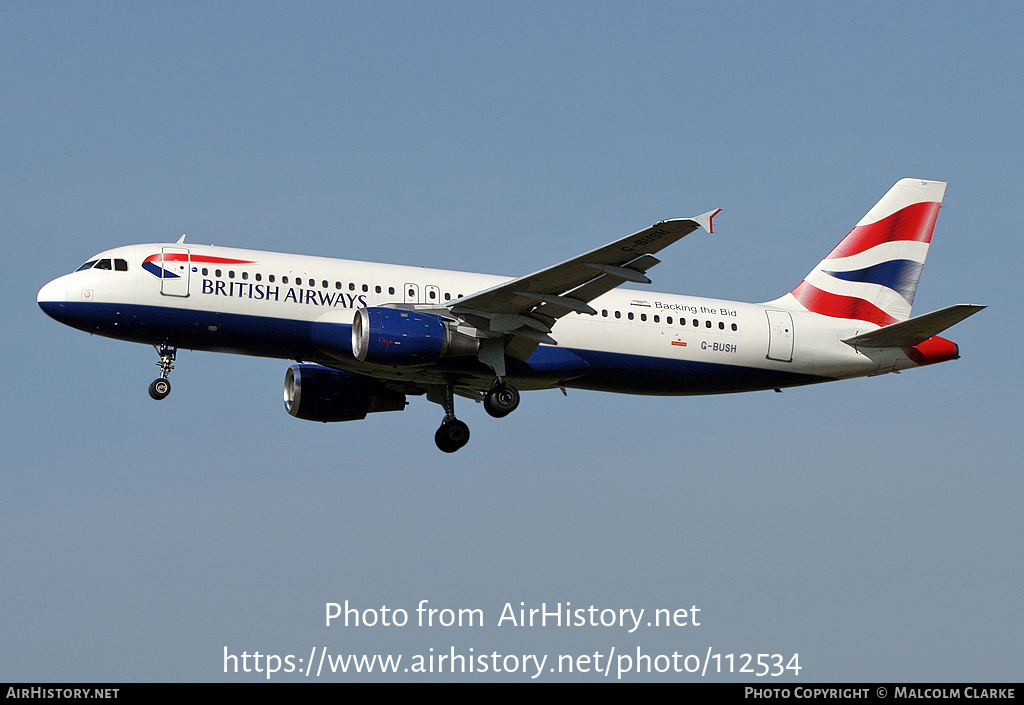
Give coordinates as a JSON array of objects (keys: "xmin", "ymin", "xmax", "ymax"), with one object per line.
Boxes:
[{"xmin": 841, "ymin": 304, "xmax": 985, "ymax": 348}]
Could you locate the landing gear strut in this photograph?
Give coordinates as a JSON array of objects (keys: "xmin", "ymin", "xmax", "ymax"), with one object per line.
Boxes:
[
  {"xmin": 426, "ymin": 378, "xmax": 520, "ymax": 452},
  {"xmin": 149, "ymin": 344, "xmax": 176, "ymax": 400},
  {"xmin": 483, "ymin": 380, "xmax": 520, "ymax": 418},
  {"xmin": 428, "ymin": 384, "xmax": 470, "ymax": 453}
]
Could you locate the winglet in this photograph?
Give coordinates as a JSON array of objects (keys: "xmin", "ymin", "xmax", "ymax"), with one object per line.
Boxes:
[{"xmin": 692, "ymin": 209, "xmax": 722, "ymax": 234}]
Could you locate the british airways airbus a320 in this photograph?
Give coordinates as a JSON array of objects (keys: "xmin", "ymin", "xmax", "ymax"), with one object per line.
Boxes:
[{"xmin": 38, "ymin": 179, "xmax": 983, "ymax": 452}]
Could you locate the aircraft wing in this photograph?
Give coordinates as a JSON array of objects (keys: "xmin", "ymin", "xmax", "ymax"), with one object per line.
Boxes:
[{"xmin": 448, "ymin": 211, "xmax": 719, "ymax": 349}]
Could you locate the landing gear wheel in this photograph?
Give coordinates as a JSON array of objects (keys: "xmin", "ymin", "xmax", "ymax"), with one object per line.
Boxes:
[
  {"xmin": 149, "ymin": 378, "xmax": 171, "ymax": 400},
  {"xmin": 484, "ymin": 383, "xmax": 520, "ymax": 418},
  {"xmin": 150, "ymin": 344, "xmax": 177, "ymax": 400},
  {"xmin": 434, "ymin": 418, "xmax": 470, "ymax": 453}
]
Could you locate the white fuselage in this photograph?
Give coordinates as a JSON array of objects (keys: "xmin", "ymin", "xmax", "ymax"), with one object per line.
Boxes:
[{"xmin": 38, "ymin": 241, "xmax": 919, "ymax": 397}]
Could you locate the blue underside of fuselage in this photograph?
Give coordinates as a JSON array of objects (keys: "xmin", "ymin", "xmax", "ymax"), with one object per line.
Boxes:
[{"xmin": 39, "ymin": 300, "xmax": 830, "ymax": 394}]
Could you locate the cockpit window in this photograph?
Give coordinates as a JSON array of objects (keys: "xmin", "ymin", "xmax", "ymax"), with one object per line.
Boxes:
[{"xmin": 74, "ymin": 258, "xmax": 128, "ymax": 273}]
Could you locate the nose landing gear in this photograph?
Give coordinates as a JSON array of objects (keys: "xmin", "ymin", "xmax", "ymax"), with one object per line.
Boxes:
[
  {"xmin": 148, "ymin": 378, "xmax": 171, "ymax": 400},
  {"xmin": 148, "ymin": 344, "xmax": 176, "ymax": 400}
]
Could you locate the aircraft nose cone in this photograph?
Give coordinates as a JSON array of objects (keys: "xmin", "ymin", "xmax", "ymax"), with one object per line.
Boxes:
[
  {"xmin": 37, "ymin": 277, "xmax": 67, "ymax": 317},
  {"xmin": 38, "ymin": 277, "xmax": 66, "ymax": 303}
]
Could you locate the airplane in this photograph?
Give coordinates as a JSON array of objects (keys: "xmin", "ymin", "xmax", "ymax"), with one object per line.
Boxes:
[{"xmin": 38, "ymin": 178, "xmax": 983, "ymax": 452}]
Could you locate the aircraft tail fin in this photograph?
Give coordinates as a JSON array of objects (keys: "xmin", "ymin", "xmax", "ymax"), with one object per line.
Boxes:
[{"xmin": 770, "ymin": 178, "xmax": 947, "ymax": 326}]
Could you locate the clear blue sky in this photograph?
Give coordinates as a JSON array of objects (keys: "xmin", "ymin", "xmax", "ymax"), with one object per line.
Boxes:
[{"xmin": 3, "ymin": 1, "xmax": 1021, "ymax": 681}]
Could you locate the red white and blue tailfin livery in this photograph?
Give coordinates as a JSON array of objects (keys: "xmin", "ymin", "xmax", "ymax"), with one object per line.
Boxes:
[
  {"xmin": 38, "ymin": 179, "xmax": 983, "ymax": 452},
  {"xmin": 773, "ymin": 178, "xmax": 944, "ymax": 326}
]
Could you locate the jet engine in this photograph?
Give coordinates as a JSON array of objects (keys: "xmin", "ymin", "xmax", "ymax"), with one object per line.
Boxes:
[
  {"xmin": 283, "ymin": 364, "xmax": 406, "ymax": 422},
  {"xmin": 350, "ymin": 307, "xmax": 479, "ymax": 365}
]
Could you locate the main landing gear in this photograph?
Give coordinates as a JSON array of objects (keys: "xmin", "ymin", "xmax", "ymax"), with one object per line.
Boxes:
[
  {"xmin": 428, "ymin": 380, "xmax": 521, "ymax": 452},
  {"xmin": 435, "ymin": 417, "xmax": 471, "ymax": 454},
  {"xmin": 429, "ymin": 384, "xmax": 470, "ymax": 453},
  {"xmin": 148, "ymin": 344, "xmax": 176, "ymax": 400},
  {"xmin": 483, "ymin": 380, "xmax": 520, "ymax": 418}
]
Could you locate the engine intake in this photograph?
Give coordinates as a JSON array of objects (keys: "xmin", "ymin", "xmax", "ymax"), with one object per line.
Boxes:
[
  {"xmin": 284, "ymin": 364, "xmax": 405, "ymax": 422},
  {"xmin": 351, "ymin": 307, "xmax": 479, "ymax": 365}
]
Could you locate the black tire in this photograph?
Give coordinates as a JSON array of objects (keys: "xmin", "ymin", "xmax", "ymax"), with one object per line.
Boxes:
[
  {"xmin": 149, "ymin": 378, "xmax": 171, "ymax": 400},
  {"xmin": 434, "ymin": 419, "xmax": 470, "ymax": 452},
  {"xmin": 484, "ymin": 384, "xmax": 520, "ymax": 418}
]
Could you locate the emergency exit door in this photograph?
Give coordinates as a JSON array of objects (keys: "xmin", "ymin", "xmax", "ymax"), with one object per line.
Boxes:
[{"xmin": 766, "ymin": 310, "xmax": 794, "ymax": 362}]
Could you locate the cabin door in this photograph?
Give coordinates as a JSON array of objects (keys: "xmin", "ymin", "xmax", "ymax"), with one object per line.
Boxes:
[
  {"xmin": 765, "ymin": 310, "xmax": 794, "ymax": 362},
  {"xmin": 159, "ymin": 247, "xmax": 190, "ymax": 297}
]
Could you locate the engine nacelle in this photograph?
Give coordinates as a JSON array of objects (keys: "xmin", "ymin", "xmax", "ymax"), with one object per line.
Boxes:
[
  {"xmin": 351, "ymin": 307, "xmax": 479, "ymax": 365},
  {"xmin": 283, "ymin": 364, "xmax": 406, "ymax": 422}
]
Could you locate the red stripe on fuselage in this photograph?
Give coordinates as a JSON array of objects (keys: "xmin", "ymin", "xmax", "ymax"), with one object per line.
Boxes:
[{"xmin": 143, "ymin": 254, "xmax": 256, "ymax": 264}]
